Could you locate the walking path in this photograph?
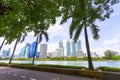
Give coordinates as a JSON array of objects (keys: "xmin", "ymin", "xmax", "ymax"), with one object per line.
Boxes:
[{"xmin": 0, "ymin": 66, "xmax": 100, "ymax": 80}]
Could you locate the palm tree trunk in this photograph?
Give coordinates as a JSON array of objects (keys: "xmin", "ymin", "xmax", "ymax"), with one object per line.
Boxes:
[
  {"xmin": 32, "ymin": 36, "xmax": 38, "ymax": 65},
  {"xmin": 84, "ymin": 26, "xmax": 94, "ymax": 70},
  {"xmin": 9, "ymin": 39, "xmax": 18, "ymax": 64},
  {"xmin": 0, "ymin": 38, "xmax": 6, "ymax": 52}
]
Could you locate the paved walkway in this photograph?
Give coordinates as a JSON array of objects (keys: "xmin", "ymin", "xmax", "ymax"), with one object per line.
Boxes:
[{"xmin": 0, "ymin": 66, "xmax": 100, "ymax": 80}]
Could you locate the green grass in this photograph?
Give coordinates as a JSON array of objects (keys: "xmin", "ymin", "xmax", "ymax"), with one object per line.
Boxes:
[
  {"xmin": 96, "ymin": 66, "xmax": 120, "ymax": 72},
  {"xmin": 37, "ymin": 64, "xmax": 87, "ymax": 69},
  {"xmin": 0, "ymin": 62, "xmax": 87, "ymax": 70},
  {"xmin": 1, "ymin": 62, "xmax": 120, "ymax": 72},
  {"xmin": 1, "ymin": 57, "xmax": 102, "ymax": 61}
]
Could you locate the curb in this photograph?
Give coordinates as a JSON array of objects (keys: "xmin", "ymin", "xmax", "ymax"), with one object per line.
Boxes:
[{"xmin": 0, "ymin": 64, "xmax": 120, "ymax": 80}]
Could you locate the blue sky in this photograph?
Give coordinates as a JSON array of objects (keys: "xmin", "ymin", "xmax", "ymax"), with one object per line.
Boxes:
[
  {"xmin": 0, "ymin": 4, "xmax": 120, "ymax": 56},
  {"xmin": 47, "ymin": 4, "xmax": 120, "ymax": 56}
]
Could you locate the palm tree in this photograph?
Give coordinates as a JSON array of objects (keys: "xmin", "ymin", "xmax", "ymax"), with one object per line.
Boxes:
[
  {"xmin": 9, "ymin": 34, "xmax": 26, "ymax": 64},
  {"xmin": 59, "ymin": 0, "xmax": 116, "ymax": 70},
  {"xmin": 9, "ymin": 39, "xmax": 19, "ymax": 64},
  {"xmin": 0, "ymin": 38, "xmax": 6, "ymax": 52},
  {"xmin": 83, "ymin": 23, "xmax": 99, "ymax": 70},
  {"xmin": 32, "ymin": 29, "xmax": 48, "ymax": 65},
  {"xmin": 69, "ymin": 18, "xmax": 99, "ymax": 70}
]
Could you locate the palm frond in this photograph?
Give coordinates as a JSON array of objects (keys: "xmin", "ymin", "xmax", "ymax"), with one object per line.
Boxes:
[
  {"xmin": 42, "ymin": 30, "xmax": 49, "ymax": 42},
  {"xmin": 69, "ymin": 18, "xmax": 80, "ymax": 39},
  {"xmin": 90, "ymin": 23, "xmax": 100, "ymax": 40},
  {"xmin": 20, "ymin": 33, "xmax": 27, "ymax": 43},
  {"xmin": 17, "ymin": 38, "xmax": 20, "ymax": 43},
  {"xmin": 38, "ymin": 33, "xmax": 42, "ymax": 43},
  {"xmin": 5, "ymin": 38, "xmax": 13, "ymax": 45},
  {"xmin": 73, "ymin": 23, "xmax": 83, "ymax": 42}
]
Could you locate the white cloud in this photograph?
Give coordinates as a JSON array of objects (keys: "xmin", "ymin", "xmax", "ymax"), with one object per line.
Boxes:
[
  {"xmin": 111, "ymin": 4, "xmax": 120, "ymax": 17},
  {"xmin": 28, "ymin": 31, "xmax": 34, "ymax": 36},
  {"xmin": 48, "ymin": 42, "xmax": 58, "ymax": 52},
  {"xmin": 111, "ymin": 12, "xmax": 120, "ymax": 17},
  {"xmin": 47, "ymin": 22, "xmax": 66, "ymax": 39},
  {"xmin": 87, "ymin": 38, "xmax": 120, "ymax": 56},
  {"xmin": 103, "ymin": 38, "xmax": 120, "ymax": 45},
  {"xmin": 91, "ymin": 47, "xmax": 105, "ymax": 56},
  {"xmin": 90, "ymin": 38, "xmax": 120, "ymax": 56}
]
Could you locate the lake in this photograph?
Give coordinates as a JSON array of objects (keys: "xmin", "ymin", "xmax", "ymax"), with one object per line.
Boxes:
[{"xmin": 0, "ymin": 60, "xmax": 120, "ymax": 68}]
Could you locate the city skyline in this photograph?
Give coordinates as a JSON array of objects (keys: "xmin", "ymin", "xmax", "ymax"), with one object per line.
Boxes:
[
  {"xmin": 0, "ymin": 38, "xmax": 120, "ymax": 58},
  {"xmin": 0, "ymin": 4, "xmax": 120, "ymax": 56}
]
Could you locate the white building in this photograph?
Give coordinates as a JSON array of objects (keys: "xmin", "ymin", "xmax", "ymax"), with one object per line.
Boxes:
[
  {"xmin": 48, "ymin": 50, "xmax": 58, "ymax": 58},
  {"xmin": 47, "ymin": 52, "xmax": 53, "ymax": 58},
  {"xmin": 40, "ymin": 43, "xmax": 47, "ymax": 58},
  {"xmin": 76, "ymin": 50, "xmax": 84, "ymax": 58},
  {"xmin": 56, "ymin": 47, "xmax": 64, "ymax": 57}
]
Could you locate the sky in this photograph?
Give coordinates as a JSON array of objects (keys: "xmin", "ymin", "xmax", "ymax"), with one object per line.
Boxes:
[{"xmin": 0, "ymin": 4, "xmax": 120, "ymax": 56}]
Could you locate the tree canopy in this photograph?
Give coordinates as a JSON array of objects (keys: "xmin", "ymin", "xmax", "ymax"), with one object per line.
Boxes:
[
  {"xmin": 0, "ymin": 0, "xmax": 60, "ymax": 43},
  {"xmin": 104, "ymin": 50, "xmax": 116, "ymax": 59},
  {"xmin": 0, "ymin": 0, "xmax": 119, "ymax": 43},
  {"xmin": 58, "ymin": 0, "xmax": 119, "ymax": 41}
]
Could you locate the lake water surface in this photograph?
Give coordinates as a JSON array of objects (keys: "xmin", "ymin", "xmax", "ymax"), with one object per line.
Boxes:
[{"xmin": 0, "ymin": 60, "xmax": 120, "ymax": 68}]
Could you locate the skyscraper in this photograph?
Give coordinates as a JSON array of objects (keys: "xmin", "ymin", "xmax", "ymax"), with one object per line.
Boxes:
[
  {"xmin": 59, "ymin": 40, "xmax": 63, "ymax": 48},
  {"xmin": 71, "ymin": 40, "xmax": 76, "ymax": 56},
  {"xmin": 2, "ymin": 48, "xmax": 10, "ymax": 58},
  {"xmin": 66, "ymin": 40, "xmax": 71, "ymax": 56},
  {"xmin": 20, "ymin": 46, "xmax": 26, "ymax": 58},
  {"xmin": 58, "ymin": 40, "xmax": 64, "ymax": 57},
  {"xmin": 76, "ymin": 40, "xmax": 81, "ymax": 51},
  {"xmin": 25, "ymin": 43, "xmax": 30, "ymax": 58},
  {"xmin": 59, "ymin": 46, "xmax": 64, "ymax": 57},
  {"xmin": 29, "ymin": 41, "xmax": 38, "ymax": 58},
  {"xmin": 40, "ymin": 43, "xmax": 47, "ymax": 58}
]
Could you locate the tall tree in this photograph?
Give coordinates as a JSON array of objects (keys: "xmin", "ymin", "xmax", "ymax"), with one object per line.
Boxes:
[
  {"xmin": 0, "ymin": 38, "xmax": 6, "ymax": 52},
  {"xmin": 0, "ymin": 0, "xmax": 60, "ymax": 43},
  {"xmin": 104, "ymin": 50, "xmax": 115, "ymax": 60},
  {"xmin": 58, "ymin": 0, "xmax": 119, "ymax": 70},
  {"xmin": 9, "ymin": 33, "xmax": 27, "ymax": 64},
  {"xmin": 0, "ymin": 1, "xmax": 59, "ymax": 64},
  {"xmin": 32, "ymin": 28, "xmax": 48, "ymax": 65},
  {"xmin": 9, "ymin": 39, "xmax": 19, "ymax": 64}
]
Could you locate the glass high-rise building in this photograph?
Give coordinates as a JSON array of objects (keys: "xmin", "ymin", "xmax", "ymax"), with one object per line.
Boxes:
[
  {"xmin": 76, "ymin": 40, "xmax": 81, "ymax": 51},
  {"xmin": 2, "ymin": 48, "xmax": 10, "ymax": 58},
  {"xmin": 20, "ymin": 46, "xmax": 26, "ymax": 58},
  {"xmin": 66, "ymin": 40, "xmax": 71, "ymax": 56},
  {"xmin": 59, "ymin": 40, "xmax": 63, "ymax": 48},
  {"xmin": 29, "ymin": 41, "xmax": 38, "ymax": 58},
  {"xmin": 71, "ymin": 40, "xmax": 76, "ymax": 56},
  {"xmin": 58, "ymin": 40, "xmax": 64, "ymax": 57},
  {"xmin": 25, "ymin": 43, "xmax": 30, "ymax": 58}
]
